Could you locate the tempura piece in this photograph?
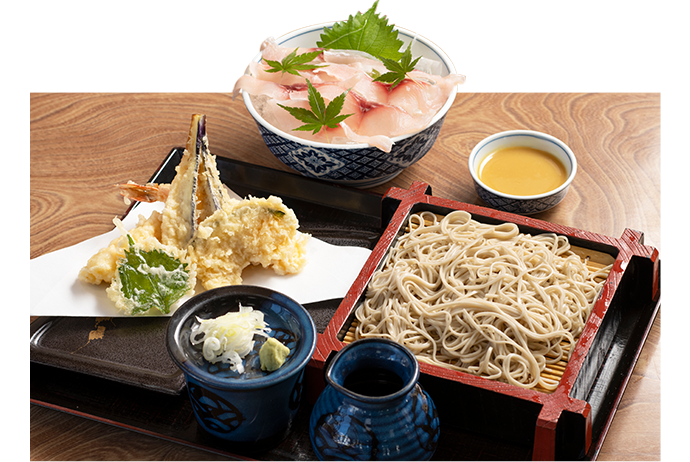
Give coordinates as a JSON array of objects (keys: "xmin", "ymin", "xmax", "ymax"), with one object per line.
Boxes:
[
  {"xmin": 78, "ymin": 211, "xmax": 163, "ymax": 285},
  {"xmin": 80, "ymin": 113, "xmax": 310, "ymax": 312},
  {"xmin": 191, "ymin": 195, "xmax": 309, "ymax": 289},
  {"xmin": 159, "ymin": 114, "xmax": 309, "ymax": 289},
  {"xmin": 106, "ymin": 224, "xmax": 196, "ymax": 316}
]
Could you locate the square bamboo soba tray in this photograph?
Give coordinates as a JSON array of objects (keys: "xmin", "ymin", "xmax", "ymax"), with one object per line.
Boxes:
[
  {"xmin": 310, "ymin": 181, "xmax": 660, "ymax": 461},
  {"xmin": 31, "ymin": 150, "xmax": 660, "ymax": 461}
]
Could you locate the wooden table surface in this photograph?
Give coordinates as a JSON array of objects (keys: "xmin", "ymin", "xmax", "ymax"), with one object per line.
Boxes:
[{"xmin": 30, "ymin": 92, "xmax": 661, "ymax": 460}]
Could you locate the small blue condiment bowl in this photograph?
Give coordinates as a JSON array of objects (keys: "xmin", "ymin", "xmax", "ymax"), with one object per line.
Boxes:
[
  {"xmin": 468, "ymin": 130, "xmax": 577, "ymax": 215},
  {"xmin": 166, "ymin": 285, "xmax": 316, "ymax": 451}
]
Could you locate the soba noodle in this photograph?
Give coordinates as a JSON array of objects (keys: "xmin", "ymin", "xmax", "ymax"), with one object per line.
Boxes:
[{"xmin": 354, "ymin": 210, "xmax": 611, "ymax": 391}]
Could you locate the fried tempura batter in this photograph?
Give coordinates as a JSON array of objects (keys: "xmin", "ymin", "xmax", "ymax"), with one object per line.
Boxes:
[
  {"xmin": 79, "ymin": 114, "xmax": 310, "ymax": 308},
  {"xmin": 78, "ymin": 211, "xmax": 164, "ymax": 285},
  {"xmin": 190, "ymin": 195, "xmax": 309, "ymax": 289}
]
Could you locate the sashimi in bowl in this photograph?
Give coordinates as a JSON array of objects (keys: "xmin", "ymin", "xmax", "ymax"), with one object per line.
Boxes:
[{"xmin": 234, "ymin": 4, "xmax": 464, "ymax": 188}]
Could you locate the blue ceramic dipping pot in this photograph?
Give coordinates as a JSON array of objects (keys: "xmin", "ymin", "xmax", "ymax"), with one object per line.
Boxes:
[
  {"xmin": 310, "ymin": 338, "xmax": 440, "ymax": 460},
  {"xmin": 166, "ymin": 286, "xmax": 316, "ymax": 451}
]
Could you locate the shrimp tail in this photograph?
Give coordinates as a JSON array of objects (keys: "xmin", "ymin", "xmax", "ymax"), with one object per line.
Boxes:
[{"xmin": 116, "ymin": 182, "xmax": 170, "ymax": 204}]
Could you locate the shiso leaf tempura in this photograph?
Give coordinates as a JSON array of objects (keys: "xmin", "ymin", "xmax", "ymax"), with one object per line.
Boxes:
[{"xmin": 105, "ymin": 220, "xmax": 196, "ymax": 316}]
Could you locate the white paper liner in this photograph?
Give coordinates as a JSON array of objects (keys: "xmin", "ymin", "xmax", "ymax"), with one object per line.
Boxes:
[{"xmin": 30, "ymin": 201, "xmax": 372, "ymax": 317}]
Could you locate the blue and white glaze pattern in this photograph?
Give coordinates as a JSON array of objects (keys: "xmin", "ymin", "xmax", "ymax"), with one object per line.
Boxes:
[
  {"xmin": 242, "ymin": 23, "xmax": 457, "ymax": 189},
  {"xmin": 474, "ymin": 180, "xmax": 570, "ymax": 215},
  {"xmin": 311, "ymin": 383, "xmax": 439, "ymax": 460},
  {"xmin": 185, "ymin": 368, "xmax": 305, "ymax": 442},
  {"xmin": 252, "ymin": 115, "xmax": 446, "ymax": 189}
]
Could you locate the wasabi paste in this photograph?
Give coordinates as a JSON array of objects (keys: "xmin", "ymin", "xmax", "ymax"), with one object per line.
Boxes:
[{"xmin": 259, "ymin": 337, "xmax": 290, "ymax": 372}]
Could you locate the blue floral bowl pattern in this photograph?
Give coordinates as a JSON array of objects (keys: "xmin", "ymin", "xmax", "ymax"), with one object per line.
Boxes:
[
  {"xmin": 472, "ymin": 179, "xmax": 571, "ymax": 215},
  {"xmin": 166, "ymin": 286, "xmax": 316, "ymax": 450},
  {"xmin": 468, "ymin": 130, "xmax": 577, "ymax": 215},
  {"xmin": 251, "ymin": 115, "xmax": 447, "ymax": 188},
  {"xmin": 310, "ymin": 338, "xmax": 440, "ymax": 460}
]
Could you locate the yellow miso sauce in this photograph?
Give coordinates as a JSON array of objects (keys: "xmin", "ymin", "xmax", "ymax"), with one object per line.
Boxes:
[{"xmin": 477, "ymin": 146, "xmax": 568, "ymax": 196}]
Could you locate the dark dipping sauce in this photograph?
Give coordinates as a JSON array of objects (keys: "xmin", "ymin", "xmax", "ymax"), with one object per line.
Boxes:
[{"xmin": 343, "ymin": 367, "xmax": 405, "ymax": 397}]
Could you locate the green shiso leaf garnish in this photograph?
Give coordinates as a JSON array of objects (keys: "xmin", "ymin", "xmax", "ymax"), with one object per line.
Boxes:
[
  {"xmin": 317, "ymin": 1, "xmax": 404, "ymax": 61},
  {"xmin": 118, "ymin": 235, "xmax": 190, "ymax": 315}
]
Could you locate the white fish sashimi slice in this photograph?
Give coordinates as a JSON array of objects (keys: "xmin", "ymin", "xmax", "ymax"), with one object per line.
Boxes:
[
  {"xmin": 311, "ymin": 63, "xmax": 364, "ymax": 85},
  {"xmin": 321, "ymin": 49, "xmax": 388, "ymax": 74},
  {"xmin": 322, "ymin": 49, "xmax": 380, "ymax": 64},
  {"xmin": 261, "ymin": 93, "xmax": 367, "ymax": 147},
  {"xmin": 286, "ymin": 75, "xmax": 362, "ymax": 103},
  {"xmin": 240, "ymin": 78, "xmax": 438, "ymax": 151},
  {"xmin": 357, "ymin": 104, "xmax": 435, "ymax": 139},
  {"xmin": 339, "ymin": 122, "xmax": 394, "ymax": 153},
  {"xmin": 259, "ymin": 37, "xmax": 322, "ymax": 62},
  {"xmin": 386, "ymin": 73, "xmax": 464, "ymax": 116},
  {"xmin": 270, "ymin": 79, "xmax": 365, "ymax": 132},
  {"xmin": 259, "ymin": 97, "xmax": 311, "ymax": 133},
  {"xmin": 413, "ymin": 57, "xmax": 445, "ymax": 75},
  {"xmin": 247, "ymin": 61, "xmax": 307, "ymax": 86},
  {"xmin": 234, "ymin": 38, "xmax": 465, "ymax": 151},
  {"xmin": 233, "ymin": 74, "xmax": 292, "ymax": 101},
  {"xmin": 233, "ymin": 63, "xmax": 355, "ymax": 99},
  {"xmin": 348, "ymin": 77, "xmax": 390, "ymax": 106}
]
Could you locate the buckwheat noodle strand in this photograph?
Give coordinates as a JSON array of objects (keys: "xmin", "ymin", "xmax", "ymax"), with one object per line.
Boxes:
[{"xmin": 354, "ymin": 211, "xmax": 611, "ymax": 391}]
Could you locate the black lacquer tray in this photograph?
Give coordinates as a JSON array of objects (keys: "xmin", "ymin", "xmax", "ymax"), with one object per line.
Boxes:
[{"xmin": 30, "ymin": 148, "xmax": 660, "ymax": 461}]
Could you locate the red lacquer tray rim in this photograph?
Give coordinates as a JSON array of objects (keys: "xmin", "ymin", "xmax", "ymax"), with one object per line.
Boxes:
[{"xmin": 312, "ymin": 181, "xmax": 661, "ymax": 460}]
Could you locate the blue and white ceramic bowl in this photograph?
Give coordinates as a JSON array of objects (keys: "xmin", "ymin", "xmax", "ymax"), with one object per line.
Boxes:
[
  {"xmin": 166, "ymin": 286, "xmax": 316, "ymax": 451},
  {"xmin": 241, "ymin": 23, "xmax": 458, "ymax": 188},
  {"xmin": 468, "ymin": 130, "xmax": 577, "ymax": 215}
]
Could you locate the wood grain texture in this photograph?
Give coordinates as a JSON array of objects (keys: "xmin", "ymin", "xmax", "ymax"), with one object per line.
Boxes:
[{"xmin": 30, "ymin": 93, "xmax": 660, "ymax": 460}]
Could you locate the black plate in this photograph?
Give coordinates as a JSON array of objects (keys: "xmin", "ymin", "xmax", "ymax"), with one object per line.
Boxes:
[{"xmin": 30, "ymin": 148, "xmax": 383, "ymax": 395}]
